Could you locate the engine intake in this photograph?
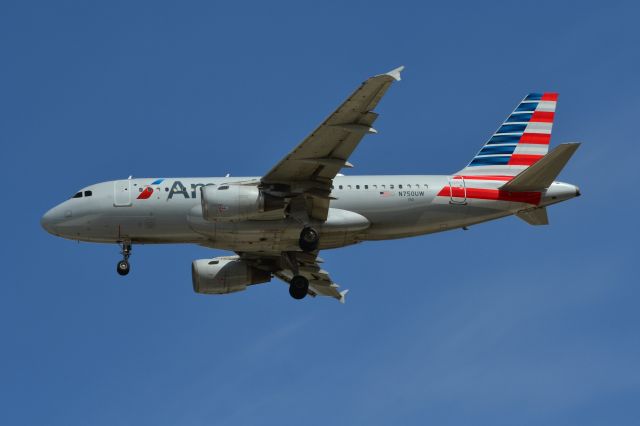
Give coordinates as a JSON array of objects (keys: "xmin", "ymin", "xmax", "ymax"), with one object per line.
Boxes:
[
  {"xmin": 192, "ymin": 257, "xmax": 271, "ymax": 294},
  {"xmin": 201, "ymin": 184, "xmax": 284, "ymax": 222}
]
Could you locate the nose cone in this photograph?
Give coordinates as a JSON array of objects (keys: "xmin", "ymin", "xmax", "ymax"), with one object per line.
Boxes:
[{"xmin": 41, "ymin": 206, "xmax": 63, "ymax": 235}]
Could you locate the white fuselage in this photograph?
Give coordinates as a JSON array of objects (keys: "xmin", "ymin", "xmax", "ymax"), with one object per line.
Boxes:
[{"xmin": 41, "ymin": 175, "xmax": 579, "ymax": 253}]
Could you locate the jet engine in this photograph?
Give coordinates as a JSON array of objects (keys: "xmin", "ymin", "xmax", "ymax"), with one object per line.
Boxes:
[
  {"xmin": 201, "ymin": 184, "xmax": 284, "ymax": 221},
  {"xmin": 192, "ymin": 257, "xmax": 271, "ymax": 294}
]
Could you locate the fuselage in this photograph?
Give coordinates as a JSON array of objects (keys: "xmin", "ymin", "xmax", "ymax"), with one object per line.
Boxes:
[{"xmin": 41, "ymin": 175, "xmax": 579, "ymax": 252}]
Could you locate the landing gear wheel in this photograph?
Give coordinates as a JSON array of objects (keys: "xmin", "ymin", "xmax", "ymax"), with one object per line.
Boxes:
[
  {"xmin": 117, "ymin": 242, "xmax": 132, "ymax": 276},
  {"xmin": 299, "ymin": 227, "xmax": 319, "ymax": 252},
  {"xmin": 289, "ymin": 275, "xmax": 309, "ymax": 300},
  {"xmin": 117, "ymin": 260, "xmax": 130, "ymax": 276}
]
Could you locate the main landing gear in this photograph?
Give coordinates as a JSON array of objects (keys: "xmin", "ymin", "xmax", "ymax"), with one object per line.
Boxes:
[
  {"xmin": 116, "ymin": 242, "xmax": 132, "ymax": 276},
  {"xmin": 289, "ymin": 275, "xmax": 309, "ymax": 300},
  {"xmin": 298, "ymin": 226, "xmax": 319, "ymax": 252}
]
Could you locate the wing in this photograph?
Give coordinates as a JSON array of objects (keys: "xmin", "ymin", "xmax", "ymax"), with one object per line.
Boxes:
[
  {"xmin": 261, "ymin": 66, "xmax": 404, "ymax": 221},
  {"xmin": 239, "ymin": 251, "xmax": 348, "ymax": 303}
]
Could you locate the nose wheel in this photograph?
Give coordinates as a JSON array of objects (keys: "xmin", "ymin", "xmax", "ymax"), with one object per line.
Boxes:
[
  {"xmin": 116, "ymin": 242, "xmax": 132, "ymax": 276},
  {"xmin": 289, "ymin": 275, "xmax": 309, "ymax": 300},
  {"xmin": 117, "ymin": 259, "xmax": 130, "ymax": 275}
]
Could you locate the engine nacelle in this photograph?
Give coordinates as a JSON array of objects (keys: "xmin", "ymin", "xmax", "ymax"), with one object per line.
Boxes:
[
  {"xmin": 201, "ymin": 184, "xmax": 284, "ymax": 222},
  {"xmin": 192, "ymin": 257, "xmax": 271, "ymax": 294}
]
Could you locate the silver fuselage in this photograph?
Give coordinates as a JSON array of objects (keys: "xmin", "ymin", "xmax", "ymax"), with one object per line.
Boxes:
[{"xmin": 41, "ymin": 175, "xmax": 579, "ymax": 252}]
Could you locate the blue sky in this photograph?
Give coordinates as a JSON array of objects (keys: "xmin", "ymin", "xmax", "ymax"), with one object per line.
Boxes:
[{"xmin": 1, "ymin": 1, "xmax": 639, "ymax": 424}]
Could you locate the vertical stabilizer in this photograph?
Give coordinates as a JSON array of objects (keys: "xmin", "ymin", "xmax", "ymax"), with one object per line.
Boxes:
[{"xmin": 458, "ymin": 93, "xmax": 558, "ymax": 177}]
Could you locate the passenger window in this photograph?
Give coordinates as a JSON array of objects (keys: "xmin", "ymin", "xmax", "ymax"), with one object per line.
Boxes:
[
  {"xmin": 356, "ymin": 185, "xmax": 360, "ymax": 189},
  {"xmin": 381, "ymin": 185, "xmax": 386, "ymax": 189},
  {"xmin": 339, "ymin": 185, "xmax": 343, "ymax": 190},
  {"xmin": 373, "ymin": 185, "xmax": 378, "ymax": 189},
  {"xmin": 390, "ymin": 185, "xmax": 394, "ymax": 189},
  {"xmin": 398, "ymin": 185, "xmax": 402, "ymax": 189},
  {"xmin": 218, "ymin": 185, "xmax": 229, "ymax": 190},
  {"xmin": 364, "ymin": 185, "xmax": 368, "ymax": 189},
  {"xmin": 347, "ymin": 185, "xmax": 352, "ymax": 189},
  {"xmin": 84, "ymin": 190, "xmax": 92, "ymax": 197},
  {"xmin": 72, "ymin": 192, "xmax": 82, "ymax": 198}
]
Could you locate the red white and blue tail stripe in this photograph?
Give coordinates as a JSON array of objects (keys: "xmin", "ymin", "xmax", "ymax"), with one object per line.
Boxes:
[{"xmin": 458, "ymin": 93, "xmax": 558, "ymax": 177}]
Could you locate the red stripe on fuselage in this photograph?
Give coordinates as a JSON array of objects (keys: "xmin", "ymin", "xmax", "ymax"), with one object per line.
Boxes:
[
  {"xmin": 437, "ymin": 186, "xmax": 541, "ymax": 205},
  {"xmin": 453, "ymin": 175, "xmax": 513, "ymax": 181}
]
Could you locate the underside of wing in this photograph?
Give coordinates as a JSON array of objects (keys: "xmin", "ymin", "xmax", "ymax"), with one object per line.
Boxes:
[{"xmin": 239, "ymin": 251, "xmax": 348, "ymax": 303}]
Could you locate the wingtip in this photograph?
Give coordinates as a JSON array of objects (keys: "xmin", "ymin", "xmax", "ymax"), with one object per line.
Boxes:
[
  {"xmin": 339, "ymin": 289, "xmax": 349, "ymax": 304},
  {"xmin": 385, "ymin": 65, "xmax": 404, "ymax": 81}
]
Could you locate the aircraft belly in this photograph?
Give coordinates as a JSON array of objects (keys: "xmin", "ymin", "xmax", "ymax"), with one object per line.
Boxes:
[
  {"xmin": 187, "ymin": 205, "xmax": 367, "ymax": 252},
  {"xmin": 337, "ymin": 188, "xmax": 516, "ymax": 240}
]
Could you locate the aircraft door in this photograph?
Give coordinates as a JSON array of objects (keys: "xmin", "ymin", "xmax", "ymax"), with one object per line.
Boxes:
[
  {"xmin": 449, "ymin": 176, "xmax": 467, "ymax": 204},
  {"xmin": 114, "ymin": 180, "xmax": 132, "ymax": 207}
]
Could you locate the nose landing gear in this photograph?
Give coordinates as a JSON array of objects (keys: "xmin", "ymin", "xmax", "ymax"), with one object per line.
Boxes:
[{"xmin": 116, "ymin": 242, "xmax": 132, "ymax": 276}]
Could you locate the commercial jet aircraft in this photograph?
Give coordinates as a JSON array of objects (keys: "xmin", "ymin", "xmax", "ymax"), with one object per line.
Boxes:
[{"xmin": 41, "ymin": 66, "xmax": 580, "ymax": 303}]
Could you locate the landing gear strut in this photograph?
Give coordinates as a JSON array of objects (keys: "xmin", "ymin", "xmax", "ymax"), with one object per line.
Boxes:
[
  {"xmin": 298, "ymin": 227, "xmax": 319, "ymax": 252},
  {"xmin": 289, "ymin": 275, "xmax": 309, "ymax": 300},
  {"xmin": 116, "ymin": 242, "xmax": 132, "ymax": 276}
]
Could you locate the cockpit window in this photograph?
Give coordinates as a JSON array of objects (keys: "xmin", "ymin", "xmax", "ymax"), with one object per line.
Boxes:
[
  {"xmin": 72, "ymin": 192, "xmax": 82, "ymax": 199},
  {"xmin": 84, "ymin": 190, "xmax": 93, "ymax": 197}
]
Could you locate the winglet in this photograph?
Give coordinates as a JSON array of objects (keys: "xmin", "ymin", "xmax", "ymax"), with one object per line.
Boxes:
[
  {"xmin": 384, "ymin": 65, "xmax": 404, "ymax": 81},
  {"xmin": 339, "ymin": 289, "xmax": 349, "ymax": 304}
]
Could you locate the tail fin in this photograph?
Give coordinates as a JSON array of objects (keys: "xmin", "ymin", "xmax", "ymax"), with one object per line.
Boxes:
[{"xmin": 457, "ymin": 93, "xmax": 558, "ymax": 177}]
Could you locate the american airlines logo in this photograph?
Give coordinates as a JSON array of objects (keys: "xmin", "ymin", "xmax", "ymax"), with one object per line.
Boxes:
[
  {"xmin": 137, "ymin": 180, "xmax": 209, "ymax": 200},
  {"xmin": 137, "ymin": 179, "xmax": 165, "ymax": 200}
]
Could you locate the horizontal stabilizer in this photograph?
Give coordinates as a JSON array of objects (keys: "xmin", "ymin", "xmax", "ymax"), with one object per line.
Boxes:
[
  {"xmin": 500, "ymin": 143, "xmax": 580, "ymax": 192},
  {"xmin": 516, "ymin": 207, "xmax": 549, "ymax": 225}
]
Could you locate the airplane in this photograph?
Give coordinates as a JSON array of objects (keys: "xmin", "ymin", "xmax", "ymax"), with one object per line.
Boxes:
[{"xmin": 41, "ymin": 66, "xmax": 581, "ymax": 303}]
